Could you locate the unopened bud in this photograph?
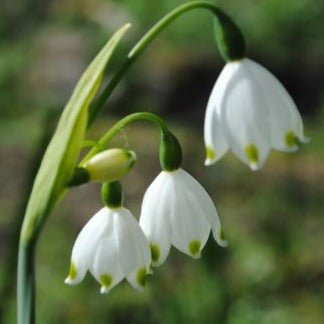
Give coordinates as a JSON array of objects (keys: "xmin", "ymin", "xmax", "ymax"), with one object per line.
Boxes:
[{"xmin": 84, "ymin": 148, "xmax": 136, "ymax": 182}]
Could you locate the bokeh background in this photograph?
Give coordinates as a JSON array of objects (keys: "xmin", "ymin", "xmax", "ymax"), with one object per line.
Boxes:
[{"xmin": 0, "ymin": 0, "xmax": 323, "ymax": 323}]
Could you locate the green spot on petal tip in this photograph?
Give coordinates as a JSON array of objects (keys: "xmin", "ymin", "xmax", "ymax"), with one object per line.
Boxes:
[
  {"xmin": 285, "ymin": 130, "xmax": 298, "ymax": 148},
  {"xmin": 245, "ymin": 144, "xmax": 259, "ymax": 164},
  {"xmin": 136, "ymin": 268, "xmax": 147, "ymax": 287},
  {"xmin": 68, "ymin": 262, "xmax": 77, "ymax": 280},
  {"xmin": 206, "ymin": 146, "xmax": 215, "ymax": 161},
  {"xmin": 218, "ymin": 229, "xmax": 228, "ymax": 247},
  {"xmin": 150, "ymin": 243, "xmax": 160, "ymax": 263},
  {"xmin": 188, "ymin": 240, "xmax": 201, "ymax": 257},
  {"xmin": 220, "ymin": 229, "xmax": 225, "ymax": 241},
  {"xmin": 100, "ymin": 274, "xmax": 112, "ymax": 288}
]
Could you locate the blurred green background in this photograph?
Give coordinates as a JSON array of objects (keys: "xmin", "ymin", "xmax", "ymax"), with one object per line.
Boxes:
[{"xmin": 0, "ymin": 0, "xmax": 323, "ymax": 323}]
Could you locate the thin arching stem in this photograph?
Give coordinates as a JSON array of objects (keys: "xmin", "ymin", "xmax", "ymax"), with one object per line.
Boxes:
[
  {"xmin": 87, "ymin": 1, "xmax": 244, "ymax": 126},
  {"xmin": 16, "ymin": 2, "xmax": 245, "ymax": 323},
  {"xmin": 80, "ymin": 112, "xmax": 168, "ymax": 165}
]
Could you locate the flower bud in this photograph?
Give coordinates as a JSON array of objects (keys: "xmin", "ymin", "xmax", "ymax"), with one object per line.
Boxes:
[{"xmin": 84, "ymin": 148, "xmax": 136, "ymax": 182}]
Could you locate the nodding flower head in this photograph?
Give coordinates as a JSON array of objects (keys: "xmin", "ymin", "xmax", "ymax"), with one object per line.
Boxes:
[
  {"xmin": 204, "ymin": 58, "xmax": 309, "ymax": 170},
  {"xmin": 139, "ymin": 168, "xmax": 227, "ymax": 267},
  {"xmin": 65, "ymin": 206, "xmax": 151, "ymax": 294}
]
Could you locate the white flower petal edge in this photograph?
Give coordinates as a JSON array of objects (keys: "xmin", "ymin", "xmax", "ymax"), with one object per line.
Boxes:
[
  {"xmin": 179, "ymin": 169, "xmax": 227, "ymax": 247},
  {"xmin": 115, "ymin": 208, "xmax": 151, "ymax": 291},
  {"xmin": 91, "ymin": 232, "xmax": 123, "ymax": 294},
  {"xmin": 65, "ymin": 208, "xmax": 109, "ymax": 285},
  {"xmin": 245, "ymin": 59, "xmax": 309, "ymax": 151},
  {"xmin": 221, "ymin": 60, "xmax": 271, "ymax": 170},
  {"xmin": 204, "ymin": 58, "xmax": 308, "ymax": 170},
  {"xmin": 139, "ymin": 172, "xmax": 172, "ymax": 266},
  {"xmin": 139, "ymin": 168, "xmax": 226, "ymax": 267},
  {"xmin": 170, "ymin": 170, "xmax": 212, "ymax": 257},
  {"xmin": 65, "ymin": 206, "xmax": 151, "ymax": 294},
  {"xmin": 204, "ymin": 64, "xmax": 234, "ymax": 165}
]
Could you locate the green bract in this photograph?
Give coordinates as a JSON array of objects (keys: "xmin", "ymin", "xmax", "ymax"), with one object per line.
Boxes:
[
  {"xmin": 20, "ymin": 24, "xmax": 131, "ymax": 243},
  {"xmin": 213, "ymin": 10, "xmax": 245, "ymax": 62},
  {"xmin": 159, "ymin": 131, "xmax": 182, "ymax": 171},
  {"xmin": 101, "ymin": 182, "xmax": 123, "ymax": 209}
]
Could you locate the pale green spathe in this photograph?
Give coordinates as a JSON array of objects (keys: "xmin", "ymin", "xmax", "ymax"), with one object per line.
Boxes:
[{"xmin": 20, "ymin": 24, "xmax": 131, "ymax": 242}]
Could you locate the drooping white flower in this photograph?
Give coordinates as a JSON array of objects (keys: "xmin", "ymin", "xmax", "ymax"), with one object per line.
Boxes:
[
  {"xmin": 204, "ymin": 58, "xmax": 309, "ymax": 170},
  {"xmin": 65, "ymin": 206, "xmax": 151, "ymax": 294},
  {"xmin": 139, "ymin": 168, "xmax": 227, "ymax": 267}
]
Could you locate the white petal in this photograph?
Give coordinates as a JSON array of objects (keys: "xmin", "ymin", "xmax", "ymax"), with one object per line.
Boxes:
[
  {"xmin": 139, "ymin": 172, "xmax": 172, "ymax": 266},
  {"xmin": 65, "ymin": 207, "xmax": 109, "ymax": 285},
  {"xmin": 204, "ymin": 64, "xmax": 236, "ymax": 165},
  {"xmin": 220, "ymin": 59, "xmax": 271, "ymax": 170},
  {"xmin": 114, "ymin": 207, "xmax": 151, "ymax": 289},
  {"xmin": 245, "ymin": 58, "xmax": 308, "ymax": 151},
  {"xmin": 169, "ymin": 170, "xmax": 211, "ymax": 258},
  {"xmin": 179, "ymin": 169, "xmax": 227, "ymax": 247},
  {"xmin": 90, "ymin": 219, "xmax": 124, "ymax": 294}
]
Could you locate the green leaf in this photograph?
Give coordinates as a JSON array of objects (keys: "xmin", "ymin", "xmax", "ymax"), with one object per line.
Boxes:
[{"xmin": 21, "ymin": 23, "xmax": 131, "ymax": 242}]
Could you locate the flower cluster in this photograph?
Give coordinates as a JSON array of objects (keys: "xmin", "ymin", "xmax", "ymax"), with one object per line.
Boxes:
[
  {"xmin": 65, "ymin": 145, "xmax": 226, "ymax": 293},
  {"xmin": 18, "ymin": 5, "xmax": 311, "ymax": 323},
  {"xmin": 65, "ymin": 57, "xmax": 307, "ymax": 295}
]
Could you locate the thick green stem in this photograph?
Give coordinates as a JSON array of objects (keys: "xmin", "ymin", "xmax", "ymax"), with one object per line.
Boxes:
[
  {"xmin": 15, "ymin": 111, "xmax": 57, "ymax": 324},
  {"xmin": 80, "ymin": 112, "xmax": 168, "ymax": 164},
  {"xmin": 88, "ymin": 1, "xmax": 245, "ymax": 126},
  {"xmin": 17, "ymin": 242, "xmax": 35, "ymax": 324}
]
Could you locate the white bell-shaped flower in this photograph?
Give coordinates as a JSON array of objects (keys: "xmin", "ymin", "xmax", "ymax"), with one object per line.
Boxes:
[
  {"xmin": 204, "ymin": 58, "xmax": 308, "ymax": 170},
  {"xmin": 139, "ymin": 168, "xmax": 227, "ymax": 267},
  {"xmin": 65, "ymin": 206, "xmax": 151, "ymax": 294}
]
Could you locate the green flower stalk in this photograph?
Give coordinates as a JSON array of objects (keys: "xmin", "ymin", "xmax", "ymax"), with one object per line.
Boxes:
[
  {"xmin": 17, "ymin": 2, "xmax": 246, "ymax": 323},
  {"xmin": 88, "ymin": 1, "xmax": 245, "ymax": 125}
]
